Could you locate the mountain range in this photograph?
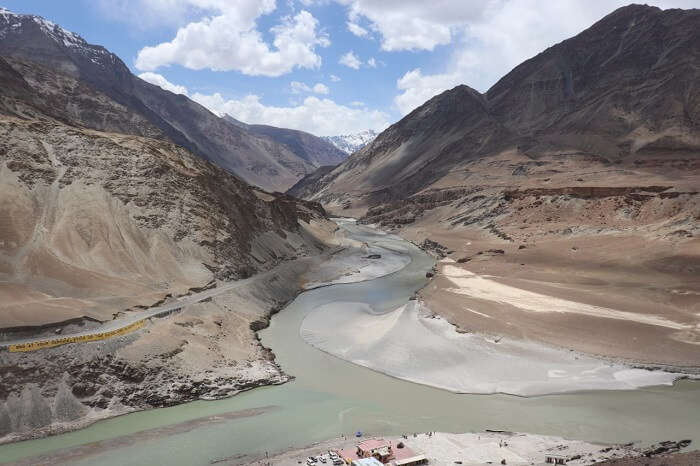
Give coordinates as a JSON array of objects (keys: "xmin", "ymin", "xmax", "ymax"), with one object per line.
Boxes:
[
  {"xmin": 1, "ymin": 2, "xmax": 700, "ymax": 446},
  {"xmin": 0, "ymin": 12, "xmax": 334, "ymax": 327},
  {"xmin": 223, "ymin": 115, "xmax": 347, "ymax": 169},
  {"xmin": 0, "ymin": 8, "xmax": 343, "ymax": 192},
  {"xmin": 0, "ymin": 6, "xmax": 344, "ymax": 441},
  {"xmin": 289, "ymin": 4, "xmax": 700, "ymax": 368},
  {"xmin": 296, "ymin": 4, "xmax": 699, "ymax": 230}
]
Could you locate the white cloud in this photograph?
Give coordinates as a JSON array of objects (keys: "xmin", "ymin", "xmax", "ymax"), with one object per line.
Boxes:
[
  {"xmin": 313, "ymin": 83, "xmax": 330, "ymax": 94},
  {"xmin": 330, "ymin": 74, "xmax": 341, "ymax": 82},
  {"xmin": 339, "ymin": 50, "xmax": 361, "ymax": 69},
  {"xmin": 135, "ymin": 2, "xmax": 329, "ymax": 76},
  {"xmin": 191, "ymin": 92, "xmax": 390, "ymax": 136},
  {"xmin": 291, "ymin": 81, "xmax": 329, "ymax": 95},
  {"xmin": 367, "ymin": 57, "xmax": 376, "ymax": 68},
  {"xmin": 391, "ymin": 0, "xmax": 698, "ymax": 115},
  {"xmin": 290, "ymin": 81, "xmax": 312, "ymax": 93},
  {"xmin": 346, "ymin": 21, "xmax": 368, "ymax": 37},
  {"xmin": 340, "ymin": 0, "xmax": 488, "ymax": 51},
  {"xmin": 350, "ymin": 101, "xmax": 365, "ymax": 107},
  {"xmin": 138, "ymin": 72, "xmax": 189, "ymax": 95}
]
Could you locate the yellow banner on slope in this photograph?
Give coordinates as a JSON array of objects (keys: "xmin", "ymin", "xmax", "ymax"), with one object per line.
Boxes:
[{"xmin": 8, "ymin": 320, "xmax": 145, "ymax": 352}]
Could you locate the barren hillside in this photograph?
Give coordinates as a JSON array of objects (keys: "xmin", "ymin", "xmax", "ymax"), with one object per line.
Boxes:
[
  {"xmin": 0, "ymin": 19, "xmax": 335, "ymax": 441},
  {"xmin": 0, "ymin": 8, "xmax": 340, "ymax": 191},
  {"xmin": 293, "ymin": 4, "xmax": 700, "ymax": 367}
]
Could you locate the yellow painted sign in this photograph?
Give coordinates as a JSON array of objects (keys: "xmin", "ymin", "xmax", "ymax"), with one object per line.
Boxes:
[{"xmin": 8, "ymin": 320, "xmax": 146, "ymax": 352}]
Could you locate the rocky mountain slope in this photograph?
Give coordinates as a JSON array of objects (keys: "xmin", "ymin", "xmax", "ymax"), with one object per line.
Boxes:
[
  {"xmin": 296, "ymin": 5, "xmax": 700, "ymax": 367},
  {"xmin": 223, "ymin": 115, "xmax": 347, "ymax": 168},
  {"xmin": 286, "ymin": 165, "xmax": 338, "ymax": 200},
  {"xmin": 0, "ymin": 8, "xmax": 327, "ymax": 192},
  {"xmin": 322, "ymin": 129, "xmax": 378, "ymax": 155},
  {"xmin": 305, "ymin": 5, "xmax": 699, "ymax": 213},
  {"xmin": 0, "ymin": 10, "xmax": 340, "ymax": 443}
]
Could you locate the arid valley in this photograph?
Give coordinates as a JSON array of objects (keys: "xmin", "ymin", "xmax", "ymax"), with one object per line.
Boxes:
[{"xmin": 0, "ymin": 2, "xmax": 699, "ymax": 466}]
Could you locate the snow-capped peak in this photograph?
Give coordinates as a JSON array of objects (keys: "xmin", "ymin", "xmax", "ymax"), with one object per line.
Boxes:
[
  {"xmin": 0, "ymin": 7, "xmax": 114, "ymax": 68},
  {"xmin": 322, "ymin": 130, "xmax": 378, "ymax": 155},
  {"xmin": 31, "ymin": 15, "xmax": 84, "ymax": 48},
  {"xmin": 0, "ymin": 6, "xmax": 14, "ymax": 22},
  {"xmin": 0, "ymin": 7, "xmax": 89, "ymax": 50}
]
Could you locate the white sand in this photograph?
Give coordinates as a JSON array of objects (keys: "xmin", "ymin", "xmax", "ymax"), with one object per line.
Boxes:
[
  {"xmin": 300, "ymin": 300, "xmax": 685, "ymax": 396},
  {"xmin": 442, "ymin": 265, "xmax": 695, "ymax": 331}
]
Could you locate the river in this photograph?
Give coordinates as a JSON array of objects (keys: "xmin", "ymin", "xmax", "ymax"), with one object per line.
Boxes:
[{"xmin": 1, "ymin": 221, "xmax": 699, "ymax": 465}]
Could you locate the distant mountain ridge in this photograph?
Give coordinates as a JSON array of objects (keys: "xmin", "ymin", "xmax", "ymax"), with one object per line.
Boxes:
[
  {"xmin": 299, "ymin": 4, "xmax": 700, "ymax": 230},
  {"xmin": 322, "ymin": 129, "xmax": 378, "ymax": 155},
  {"xmin": 0, "ymin": 8, "xmax": 335, "ymax": 191},
  {"xmin": 223, "ymin": 115, "xmax": 347, "ymax": 168}
]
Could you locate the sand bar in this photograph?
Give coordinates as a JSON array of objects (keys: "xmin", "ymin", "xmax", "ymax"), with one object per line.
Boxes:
[{"xmin": 300, "ymin": 299, "xmax": 688, "ymax": 396}]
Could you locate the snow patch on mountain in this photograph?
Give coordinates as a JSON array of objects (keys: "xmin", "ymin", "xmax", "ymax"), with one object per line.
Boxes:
[
  {"xmin": 0, "ymin": 7, "xmax": 107, "ymax": 58},
  {"xmin": 322, "ymin": 130, "xmax": 378, "ymax": 155}
]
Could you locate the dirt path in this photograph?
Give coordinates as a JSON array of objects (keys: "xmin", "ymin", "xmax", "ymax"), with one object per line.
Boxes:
[{"xmin": 1, "ymin": 260, "xmax": 299, "ymax": 351}]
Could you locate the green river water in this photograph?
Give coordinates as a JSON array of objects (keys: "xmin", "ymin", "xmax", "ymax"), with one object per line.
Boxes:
[{"xmin": 1, "ymin": 222, "xmax": 698, "ymax": 465}]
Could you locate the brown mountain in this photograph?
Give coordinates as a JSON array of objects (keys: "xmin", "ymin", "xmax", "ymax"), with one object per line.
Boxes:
[
  {"xmin": 0, "ymin": 10, "xmax": 337, "ymax": 441},
  {"xmin": 287, "ymin": 165, "xmax": 338, "ymax": 200},
  {"xmin": 0, "ymin": 43, "xmax": 333, "ymax": 332},
  {"xmin": 0, "ymin": 9, "xmax": 331, "ymax": 191},
  {"xmin": 303, "ymin": 4, "xmax": 699, "ymax": 209},
  {"xmin": 296, "ymin": 4, "xmax": 700, "ymax": 367}
]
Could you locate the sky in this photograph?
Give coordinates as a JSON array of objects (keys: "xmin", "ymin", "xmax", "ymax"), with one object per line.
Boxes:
[{"xmin": 3, "ymin": 0, "xmax": 698, "ymax": 136}]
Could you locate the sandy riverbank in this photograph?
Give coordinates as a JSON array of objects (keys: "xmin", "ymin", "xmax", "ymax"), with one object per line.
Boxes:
[
  {"xmin": 300, "ymin": 297, "xmax": 689, "ymax": 396},
  {"xmin": 0, "ymin": 219, "xmax": 409, "ymax": 445},
  {"xmin": 394, "ymin": 215, "xmax": 700, "ymax": 368},
  {"xmin": 298, "ymin": 218, "xmax": 698, "ymax": 396}
]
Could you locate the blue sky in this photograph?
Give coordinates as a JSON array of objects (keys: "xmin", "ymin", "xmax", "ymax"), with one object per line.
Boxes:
[{"xmin": 3, "ymin": 0, "xmax": 696, "ymax": 136}]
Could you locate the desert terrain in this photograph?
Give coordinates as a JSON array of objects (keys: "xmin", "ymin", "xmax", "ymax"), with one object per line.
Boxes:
[
  {"xmin": 401, "ymin": 206, "xmax": 700, "ymax": 368},
  {"xmin": 1, "ymin": 3, "xmax": 699, "ymax": 462},
  {"xmin": 0, "ymin": 22, "xmax": 348, "ymax": 440},
  {"xmin": 313, "ymin": 148, "xmax": 700, "ymax": 371}
]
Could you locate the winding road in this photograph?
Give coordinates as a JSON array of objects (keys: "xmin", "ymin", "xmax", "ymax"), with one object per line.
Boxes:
[{"xmin": 0, "ymin": 261, "xmax": 300, "ymax": 351}]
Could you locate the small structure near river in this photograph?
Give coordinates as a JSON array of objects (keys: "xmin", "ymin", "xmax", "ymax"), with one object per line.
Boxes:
[{"xmin": 338, "ymin": 438, "xmax": 427, "ymax": 466}]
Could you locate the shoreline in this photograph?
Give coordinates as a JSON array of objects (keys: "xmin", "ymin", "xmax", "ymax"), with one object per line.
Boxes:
[
  {"xmin": 258, "ymin": 431, "xmax": 695, "ymax": 466},
  {"xmin": 299, "ymin": 297, "xmax": 694, "ymax": 396},
  {"xmin": 2, "ymin": 219, "xmax": 697, "ymax": 458},
  {"xmin": 392, "ymin": 220, "xmax": 700, "ymax": 369},
  {"xmin": 405, "ymin": 234, "xmax": 700, "ymax": 375},
  {"xmin": 0, "ymin": 219, "xmax": 417, "ymax": 447},
  {"xmin": 304, "ymin": 220, "xmax": 700, "ymax": 396}
]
